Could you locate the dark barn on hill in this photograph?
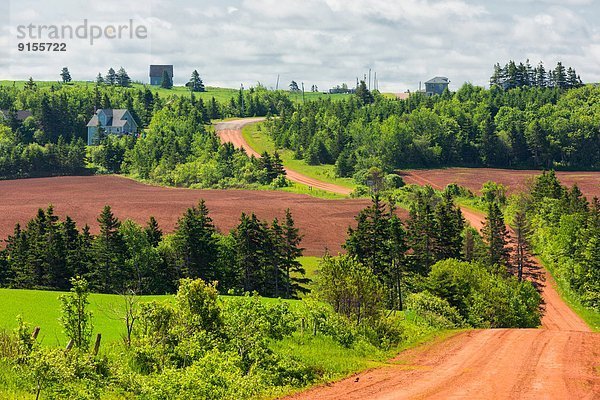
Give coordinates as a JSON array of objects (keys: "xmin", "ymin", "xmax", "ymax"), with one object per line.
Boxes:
[
  {"xmin": 425, "ymin": 77, "xmax": 450, "ymax": 96},
  {"xmin": 149, "ymin": 65, "xmax": 174, "ymax": 85}
]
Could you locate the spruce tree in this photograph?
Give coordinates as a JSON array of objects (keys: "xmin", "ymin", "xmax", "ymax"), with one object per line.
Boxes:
[
  {"xmin": 513, "ymin": 210, "xmax": 530, "ymax": 281},
  {"xmin": 160, "ymin": 70, "xmax": 173, "ymax": 89},
  {"xmin": 482, "ymin": 202, "xmax": 510, "ymax": 267},
  {"xmin": 60, "ymin": 67, "xmax": 72, "ymax": 83},
  {"xmin": 173, "ymin": 200, "xmax": 218, "ymax": 281},
  {"xmin": 91, "ymin": 205, "xmax": 126, "ymax": 292},
  {"xmin": 96, "ymin": 73, "xmax": 104, "ymax": 84},
  {"xmin": 106, "ymin": 68, "xmax": 117, "ymax": 85},
  {"xmin": 116, "ymin": 67, "xmax": 131, "ymax": 87},
  {"xmin": 280, "ymin": 209, "xmax": 307, "ymax": 298},
  {"xmin": 233, "ymin": 212, "xmax": 271, "ymax": 293},
  {"xmin": 406, "ymin": 189, "xmax": 437, "ymax": 273},
  {"xmin": 188, "ymin": 70, "xmax": 205, "ymax": 92},
  {"xmin": 145, "ymin": 216, "xmax": 162, "ymax": 247},
  {"xmin": 433, "ymin": 190, "xmax": 465, "ymax": 260}
]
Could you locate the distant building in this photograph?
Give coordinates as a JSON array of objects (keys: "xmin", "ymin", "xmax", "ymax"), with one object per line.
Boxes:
[
  {"xmin": 86, "ymin": 109, "xmax": 138, "ymax": 145},
  {"xmin": 0, "ymin": 109, "xmax": 33, "ymax": 122},
  {"xmin": 424, "ymin": 77, "xmax": 450, "ymax": 96},
  {"xmin": 149, "ymin": 65, "xmax": 174, "ymax": 86}
]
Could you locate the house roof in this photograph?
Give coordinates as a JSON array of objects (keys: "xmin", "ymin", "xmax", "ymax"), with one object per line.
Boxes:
[
  {"xmin": 425, "ymin": 77, "xmax": 449, "ymax": 84},
  {"xmin": 149, "ymin": 65, "xmax": 174, "ymax": 78},
  {"xmin": 0, "ymin": 109, "xmax": 33, "ymax": 121},
  {"xmin": 86, "ymin": 109, "xmax": 132, "ymax": 127}
]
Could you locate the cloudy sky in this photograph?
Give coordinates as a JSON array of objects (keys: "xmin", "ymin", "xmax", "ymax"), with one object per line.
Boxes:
[{"xmin": 1, "ymin": 0, "xmax": 599, "ymax": 92}]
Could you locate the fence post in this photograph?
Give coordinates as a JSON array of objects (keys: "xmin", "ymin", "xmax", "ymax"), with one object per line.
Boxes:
[
  {"xmin": 31, "ymin": 326, "xmax": 40, "ymax": 340},
  {"xmin": 93, "ymin": 333, "xmax": 101, "ymax": 356}
]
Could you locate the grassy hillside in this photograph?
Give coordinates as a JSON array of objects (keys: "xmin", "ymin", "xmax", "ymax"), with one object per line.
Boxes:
[
  {"xmin": 242, "ymin": 123, "xmax": 356, "ymax": 189},
  {"xmin": 0, "ymin": 80, "xmax": 363, "ymax": 104}
]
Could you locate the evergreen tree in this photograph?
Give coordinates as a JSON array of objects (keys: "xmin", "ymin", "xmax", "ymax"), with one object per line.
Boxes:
[
  {"xmin": 233, "ymin": 213, "xmax": 270, "ymax": 293},
  {"xmin": 406, "ymin": 189, "xmax": 437, "ymax": 273},
  {"xmin": 433, "ymin": 190, "xmax": 465, "ymax": 260},
  {"xmin": 289, "ymin": 81, "xmax": 300, "ymax": 92},
  {"xmin": 482, "ymin": 202, "xmax": 510, "ymax": 267},
  {"xmin": 106, "ymin": 68, "xmax": 117, "ymax": 85},
  {"xmin": 90, "ymin": 205, "xmax": 127, "ymax": 292},
  {"xmin": 145, "ymin": 216, "xmax": 162, "ymax": 247},
  {"xmin": 553, "ymin": 62, "xmax": 567, "ymax": 89},
  {"xmin": 513, "ymin": 210, "xmax": 530, "ymax": 281},
  {"xmin": 280, "ymin": 209, "xmax": 307, "ymax": 298},
  {"xmin": 116, "ymin": 67, "xmax": 131, "ymax": 87},
  {"xmin": 160, "ymin": 70, "xmax": 173, "ymax": 89},
  {"xmin": 355, "ymin": 80, "xmax": 374, "ymax": 104},
  {"xmin": 188, "ymin": 70, "xmax": 205, "ymax": 92},
  {"xmin": 173, "ymin": 200, "xmax": 218, "ymax": 281},
  {"xmin": 96, "ymin": 73, "xmax": 104, "ymax": 84},
  {"xmin": 60, "ymin": 67, "xmax": 72, "ymax": 83},
  {"xmin": 345, "ymin": 194, "xmax": 391, "ymax": 277},
  {"xmin": 24, "ymin": 77, "xmax": 36, "ymax": 90}
]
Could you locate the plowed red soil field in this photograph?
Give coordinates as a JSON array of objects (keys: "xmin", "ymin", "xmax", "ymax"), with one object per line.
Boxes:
[
  {"xmin": 0, "ymin": 175, "xmax": 378, "ymax": 256},
  {"xmin": 400, "ymin": 168, "xmax": 600, "ymax": 199}
]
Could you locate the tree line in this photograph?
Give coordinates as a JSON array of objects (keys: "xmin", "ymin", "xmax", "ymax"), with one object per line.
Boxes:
[
  {"xmin": 514, "ymin": 171, "xmax": 599, "ymax": 312},
  {"xmin": 490, "ymin": 60, "xmax": 582, "ymax": 90},
  {"xmin": 265, "ymin": 66, "xmax": 599, "ymax": 176},
  {"xmin": 0, "ymin": 202, "xmax": 307, "ymax": 298}
]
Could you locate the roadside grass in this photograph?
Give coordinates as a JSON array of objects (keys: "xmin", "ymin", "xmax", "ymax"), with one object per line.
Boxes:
[
  {"xmin": 276, "ymin": 182, "xmax": 346, "ymax": 199},
  {"xmin": 242, "ymin": 123, "xmax": 356, "ymax": 190},
  {"xmin": 536, "ymin": 256, "xmax": 600, "ymax": 332}
]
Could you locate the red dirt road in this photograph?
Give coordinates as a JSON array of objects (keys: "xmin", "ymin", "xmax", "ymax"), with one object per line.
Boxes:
[
  {"xmin": 400, "ymin": 168, "xmax": 600, "ymax": 199},
  {"xmin": 0, "ymin": 175, "xmax": 373, "ymax": 256},
  {"xmin": 287, "ymin": 207, "xmax": 598, "ymax": 400},
  {"xmin": 215, "ymin": 119, "xmax": 353, "ymax": 195}
]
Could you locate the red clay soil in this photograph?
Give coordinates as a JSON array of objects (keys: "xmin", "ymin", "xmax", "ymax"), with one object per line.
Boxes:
[
  {"xmin": 286, "ymin": 210, "xmax": 598, "ymax": 400},
  {"xmin": 400, "ymin": 168, "xmax": 600, "ymax": 199},
  {"xmin": 215, "ymin": 119, "xmax": 354, "ymax": 196},
  {"xmin": 0, "ymin": 175, "xmax": 375, "ymax": 256}
]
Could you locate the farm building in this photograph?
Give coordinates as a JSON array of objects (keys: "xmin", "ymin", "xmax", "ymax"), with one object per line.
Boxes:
[
  {"xmin": 86, "ymin": 109, "xmax": 138, "ymax": 145},
  {"xmin": 424, "ymin": 77, "xmax": 450, "ymax": 96},
  {"xmin": 149, "ymin": 65, "xmax": 174, "ymax": 85},
  {"xmin": 0, "ymin": 109, "xmax": 32, "ymax": 122}
]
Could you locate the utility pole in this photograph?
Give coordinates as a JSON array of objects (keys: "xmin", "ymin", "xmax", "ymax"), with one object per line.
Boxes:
[
  {"xmin": 240, "ymin": 83, "xmax": 244, "ymax": 116},
  {"xmin": 301, "ymin": 82, "xmax": 305, "ymax": 103},
  {"xmin": 374, "ymin": 71, "xmax": 377, "ymax": 91},
  {"xmin": 368, "ymin": 68, "xmax": 371, "ymax": 91},
  {"xmin": 276, "ymin": 74, "xmax": 280, "ymax": 90}
]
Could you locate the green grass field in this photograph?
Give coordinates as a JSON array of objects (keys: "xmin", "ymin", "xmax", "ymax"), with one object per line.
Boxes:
[
  {"xmin": 0, "ymin": 81, "xmax": 366, "ymax": 104},
  {"xmin": 0, "ymin": 257, "xmax": 321, "ymax": 345},
  {"xmin": 242, "ymin": 123, "xmax": 356, "ymax": 190}
]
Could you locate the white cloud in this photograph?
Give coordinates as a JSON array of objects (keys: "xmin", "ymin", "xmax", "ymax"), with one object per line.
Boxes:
[{"xmin": 1, "ymin": 0, "xmax": 600, "ymax": 89}]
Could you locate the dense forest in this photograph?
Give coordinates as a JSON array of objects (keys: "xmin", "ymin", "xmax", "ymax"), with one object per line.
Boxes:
[
  {"xmin": 0, "ymin": 82, "xmax": 292, "ymax": 183},
  {"xmin": 265, "ymin": 79, "xmax": 600, "ymax": 177}
]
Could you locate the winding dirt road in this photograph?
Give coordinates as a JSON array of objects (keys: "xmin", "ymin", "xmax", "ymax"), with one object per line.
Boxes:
[
  {"xmin": 216, "ymin": 119, "xmax": 600, "ymax": 400},
  {"xmin": 214, "ymin": 119, "xmax": 353, "ymax": 195}
]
